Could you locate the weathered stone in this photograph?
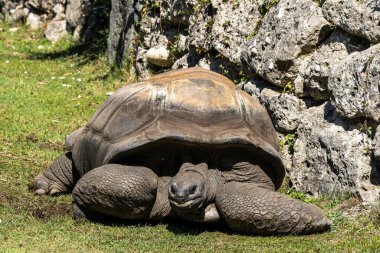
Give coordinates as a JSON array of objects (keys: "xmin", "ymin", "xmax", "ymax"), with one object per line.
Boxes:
[
  {"xmin": 107, "ymin": 0, "xmax": 139, "ymax": 66},
  {"xmin": 328, "ymin": 44, "xmax": 380, "ymax": 122},
  {"xmin": 26, "ymin": 12, "xmax": 45, "ymax": 30},
  {"xmin": 375, "ymin": 125, "xmax": 380, "ymax": 161},
  {"xmin": 242, "ymin": 0, "xmax": 332, "ymax": 87},
  {"xmin": 187, "ymin": 3, "xmax": 214, "ymax": 53},
  {"xmin": 146, "ymin": 45, "xmax": 174, "ymax": 67},
  {"xmin": 10, "ymin": 5, "xmax": 27, "ymax": 23},
  {"xmin": 27, "ymin": 0, "xmax": 54, "ymax": 13},
  {"xmin": 44, "ymin": 15, "xmax": 68, "ymax": 42},
  {"xmin": 171, "ymin": 52, "xmax": 199, "ymax": 70},
  {"xmin": 66, "ymin": 0, "xmax": 85, "ymax": 28},
  {"xmin": 159, "ymin": 0, "xmax": 193, "ymax": 26},
  {"xmin": 242, "ymin": 79, "xmax": 306, "ymax": 132},
  {"xmin": 210, "ymin": 0, "xmax": 261, "ymax": 63},
  {"xmin": 322, "ymin": 0, "xmax": 380, "ymax": 43},
  {"xmin": 53, "ymin": 3, "xmax": 65, "ymax": 15},
  {"xmin": 295, "ymin": 29, "xmax": 369, "ymax": 100},
  {"xmin": 291, "ymin": 102, "xmax": 379, "ymax": 203}
]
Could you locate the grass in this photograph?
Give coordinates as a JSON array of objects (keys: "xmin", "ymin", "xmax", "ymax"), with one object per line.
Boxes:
[{"xmin": 0, "ymin": 22, "xmax": 380, "ymax": 252}]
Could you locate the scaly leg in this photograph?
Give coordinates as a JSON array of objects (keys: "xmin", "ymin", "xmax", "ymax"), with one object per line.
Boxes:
[
  {"xmin": 72, "ymin": 164, "xmax": 172, "ymax": 221},
  {"xmin": 33, "ymin": 153, "xmax": 79, "ymax": 195},
  {"xmin": 216, "ymin": 182, "xmax": 331, "ymax": 235}
]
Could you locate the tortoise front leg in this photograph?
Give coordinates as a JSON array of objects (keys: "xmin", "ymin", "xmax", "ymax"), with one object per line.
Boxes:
[
  {"xmin": 216, "ymin": 182, "xmax": 331, "ymax": 235},
  {"xmin": 33, "ymin": 152, "xmax": 79, "ymax": 195},
  {"xmin": 73, "ymin": 164, "xmax": 172, "ymax": 221}
]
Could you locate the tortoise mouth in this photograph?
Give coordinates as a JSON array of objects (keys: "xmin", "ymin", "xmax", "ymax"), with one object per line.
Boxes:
[{"xmin": 169, "ymin": 197, "xmax": 204, "ymax": 210}]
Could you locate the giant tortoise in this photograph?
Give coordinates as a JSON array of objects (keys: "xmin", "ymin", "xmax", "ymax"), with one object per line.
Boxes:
[{"xmin": 33, "ymin": 67, "xmax": 331, "ymax": 234}]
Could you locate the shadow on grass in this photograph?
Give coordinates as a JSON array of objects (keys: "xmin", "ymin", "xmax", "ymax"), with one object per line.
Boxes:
[{"xmin": 74, "ymin": 210, "xmax": 234, "ymax": 236}]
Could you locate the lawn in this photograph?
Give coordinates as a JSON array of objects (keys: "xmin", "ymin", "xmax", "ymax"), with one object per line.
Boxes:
[{"xmin": 0, "ymin": 23, "xmax": 379, "ymax": 253}]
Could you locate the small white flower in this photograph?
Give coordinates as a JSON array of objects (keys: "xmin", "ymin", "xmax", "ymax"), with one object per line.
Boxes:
[
  {"xmin": 106, "ymin": 92, "xmax": 114, "ymax": 96},
  {"xmin": 59, "ymin": 76, "xmax": 66, "ymax": 80},
  {"xmin": 5, "ymin": 60, "xmax": 10, "ymax": 64},
  {"xmin": 76, "ymin": 78, "xmax": 82, "ymax": 82},
  {"xmin": 51, "ymin": 76, "xmax": 56, "ymax": 80},
  {"xmin": 62, "ymin": 84, "xmax": 71, "ymax": 87}
]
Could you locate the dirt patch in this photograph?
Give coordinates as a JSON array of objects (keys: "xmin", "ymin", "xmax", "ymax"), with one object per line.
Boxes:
[
  {"xmin": 30, "ymin": 202, "xmax": 71, "ymax": 220},
  {"xmin": 0, "ymin": 189, "xmax": 71, "ymax": 220},
  {"xmin": 38, "ymin": 140, "xmax": 65, "ymax": 151}
]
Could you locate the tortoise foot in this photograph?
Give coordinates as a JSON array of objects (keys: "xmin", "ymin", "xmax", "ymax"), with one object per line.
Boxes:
[{"xmin": 33, "ymin": 153, "xmax": 78, "ymax": 195}]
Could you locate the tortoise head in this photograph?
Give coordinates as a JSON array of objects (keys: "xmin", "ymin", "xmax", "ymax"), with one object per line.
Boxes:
[{"xmin": 169, "ymin": 162, "xmax": 210, "ymax": 212}]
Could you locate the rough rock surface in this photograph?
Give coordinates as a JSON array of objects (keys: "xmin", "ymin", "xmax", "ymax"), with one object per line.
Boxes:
[
  {"xmin": 242, "ymin": 0, "xmax": 332, "ymax": 87},
  {"xmin": 295, "ymin": 29, "xmax": 369, "ymax": 100},
  {"xmin": 209, "ymin": 0, "xmax": 261, "ymax": 63},
  {"xmin": 375, "ymin": 125, "xmax": 380, "ymax": 161},
  {"xmin": 291, "ymin": 103, "xmax": 379, "ymax": 203},
  {"xmin": 44, "ymin": 15, "xmax": 68, "ymax": 43},
  {"xmin": 146, "ymin": 46, "xmax": 173, "ymax": 67},
  {"xmin": 242, "ymin": 80, "xmax": 307, "ymax": 132},
  {"xmin": 322, "ymin": 0, "xmax": 380, "ymax": 43},
  {"xmin": 107, "ymin": 0, "xmax": 139, "ymax": 66},
  {"xmin": 328, "ymin": 44, "xmax": 380, "ymax": 122},
  {"xmin": 26, "ymin": 12, "xmax": 45, "ymax": 30}
]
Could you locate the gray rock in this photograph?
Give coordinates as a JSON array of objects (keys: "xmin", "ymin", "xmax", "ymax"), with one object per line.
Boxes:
[
  {"xmin": 295, "ymin": 29, "xmax": 369, "ymax": 100},
  {"xmin": 328, "ymin": 44, "xmax": 380, "ymax": 122},
  {"xmin": 66, "ymin": 0, "xmax": 85, "ymax": 28},
  {"xmin": 146, "ymin": 46, "xmax": 174, "ymax": 67},
  {"xmin": 159, "ymin": 0, "xmax": 193, "ymax": 25},
  {"xmin": 107, "ymin": 0, "xmax": 139, "ymax": 66},
  {"xmin": 10, "ymin": 5, "xmax": 27, "ymax": 23},
  {"xmin": 53, "ymin": 3, "xmax": 65, "ymax": 15},
  {"xmin": 322, "ymin": 0, "xmax": 380, "ymax": 43},
  {"xmin": 27, "ymin": 0, "xmax": 54, "ymax": 13},
  {"xmin": 242, "ymin": 79, "xmax": 306, "ymax": 132},
  {"xmin": 291, "ymin": 102, "xmax": 379, "ymax": 203},
  {"xmin": 187, "ymin": 3, "xmax": 214, "ymax": 53},
  {"xmin": 44, "ymin": 15, "xmax": 68, "ymax": 42},
  {"xmin": 375, "ymin": 125, "xmax": 380, "ymax": 161},
  {"xmin": 242, "ymin": 0, "xmax": 331, "ymax": 87},
  {"xmin": 171, "ymin": 52, "xmax": 199, "ymax": 70},
  {"xmin": 210, "ymin": 0, "xmax": 261, "ymax": 63},
  {"xmin": 26, "ymin": 12, "xmax": 45, "ymax": 30}
]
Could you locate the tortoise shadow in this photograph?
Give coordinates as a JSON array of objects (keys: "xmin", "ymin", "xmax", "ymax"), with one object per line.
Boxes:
[{"xmin": 84, "ymin": 214, "xmax": 234, "ymax": 236}]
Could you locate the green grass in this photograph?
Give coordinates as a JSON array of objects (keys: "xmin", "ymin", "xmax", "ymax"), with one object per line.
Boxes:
[{"xmin": 0, "ymin": 23, "xmax": 380, "ymax": 252}]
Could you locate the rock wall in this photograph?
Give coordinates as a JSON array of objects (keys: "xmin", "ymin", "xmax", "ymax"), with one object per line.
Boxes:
[
  {"xmin": 0, "ymin": 0, "xmax": 110, "ymax": 42},
  {"xmin": 132, "ymin": 0, "xmax": 380, "ymax": 203},
  {"xmin": 2, "ymin": 0, "xmax": 379, "ymax": 203}
]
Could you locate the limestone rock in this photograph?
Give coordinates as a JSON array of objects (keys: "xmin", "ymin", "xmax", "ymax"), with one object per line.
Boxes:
[
  {"xmin": 242, "ymin": 0, "xmax": 332, "ymax": 87},
  {"xmin": 328, "ymin": 44, "xmax": 380, "ymax": 122},
  {"xmin": 322, "ymin": 0, "xmax": 380, "ymax": 43},
  {"xmin": 66, "ymin": 0, "xmax": 85, "ymax": 28},
  {"xmin": 27, "ymin": 0, "xmax": 54, "ymax": 13},
  {"xmin": 44, "ymin": 15, "xmax": 68, "ymax": 42},
  {"xmin": 107, "ymin": 0, "xmax": 139, "ymax": 66},
  {"xmin": 291, "ymin": 102, "xmax": 379, "ymax": 203},
  {"xmin": 242, "ymin": 79, "xmax": 306, "ymax": 132},
  {"xmin": 159, "ymin": 0, "xmax": 193, "ymax": 25},
  {"xmin": 375, "ymin": 125, "xmax": 380, "ymax": 161},
  {"xmin": 146, "ymin": 46, "xmax": 173, "ymax": 68},
  {"xmin": 26, "ymin": 12, "xmax": 45, "ymax": 30},
  {"xmin": 210, "ymin": 0, "xmax": 261, "ymax": 63},
  {"xmin": 295, "ymin": 29, "xmax": 369, "ymax": 100}
]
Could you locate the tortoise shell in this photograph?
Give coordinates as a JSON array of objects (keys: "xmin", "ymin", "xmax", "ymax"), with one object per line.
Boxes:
[{"xmin": 66, "ymin": 67, "xmax": 285, "ymax": 189}]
